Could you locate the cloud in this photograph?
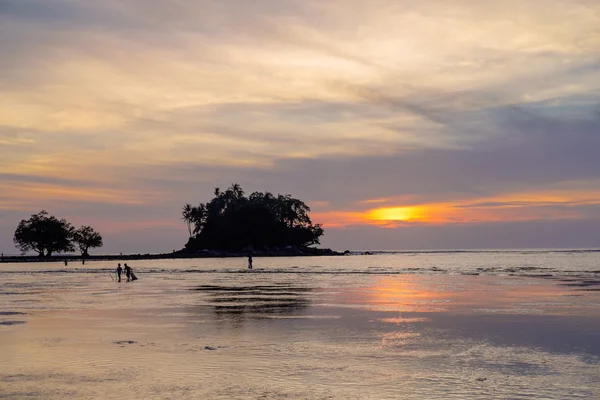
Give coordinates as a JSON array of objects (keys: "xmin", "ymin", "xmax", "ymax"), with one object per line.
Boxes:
[{"xmin": 1, "ymin": 0, "xmax": 600, "ymax": 252}]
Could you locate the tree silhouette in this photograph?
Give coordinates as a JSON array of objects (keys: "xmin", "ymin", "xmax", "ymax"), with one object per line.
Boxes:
[
  {"xmin": 72, "ymin": 226, "xmax": 103, "ymax": 257},
  {"xmin": 181, "ymin": 204, "xmax": 194, "ymax": 237},
  {"xmin": 183, "ymin": 184, "xmax": 324, "ymax": 251},
  {"xmin": 13, "ymin": 211, "xmax": 74, "ymax": 257},
  {"xmin": 191, "ymin": 203, "xmax": 208, "ymax": 235}
]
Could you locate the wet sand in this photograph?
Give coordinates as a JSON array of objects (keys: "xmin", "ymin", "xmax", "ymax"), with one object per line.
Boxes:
[{"xmin": 1, "ymin": 264, "xmax": 600, "ymax": 399}]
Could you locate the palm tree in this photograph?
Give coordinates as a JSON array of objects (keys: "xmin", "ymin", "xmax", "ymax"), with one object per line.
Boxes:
[
  {"xmin": 191, "ymin": 203, "xmax": 208, "ymax": 235},
  {"xmin": 181, "ymin": 204, "xmax": 193, "ymax": 237},
  {"xmin": 230, "ymin": 183, "xmax": 244, "ymax": 199}
]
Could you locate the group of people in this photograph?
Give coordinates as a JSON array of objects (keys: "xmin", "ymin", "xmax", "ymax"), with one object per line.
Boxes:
[{"xmin": 115, "ymin": 263, "xmax": 137, "ymax": 282}]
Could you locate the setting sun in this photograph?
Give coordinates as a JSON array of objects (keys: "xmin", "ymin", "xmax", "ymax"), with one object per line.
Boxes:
[{"xmin": 366, "ymin": 206, "xmax": 425, "ymax": 222}]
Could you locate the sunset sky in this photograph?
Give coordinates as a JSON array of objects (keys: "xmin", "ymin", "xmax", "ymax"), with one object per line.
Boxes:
[{"xmin": 1, "ymin": 0, "xmax": 600, "ymax": 254}]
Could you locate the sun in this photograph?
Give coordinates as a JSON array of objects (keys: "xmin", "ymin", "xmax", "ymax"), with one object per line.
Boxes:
[{"xmin": 366, "ymin": 206, "xmax": 423, "ymax": 222}]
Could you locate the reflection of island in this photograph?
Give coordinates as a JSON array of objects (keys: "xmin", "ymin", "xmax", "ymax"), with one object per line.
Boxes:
[{"xmin": 194, "ymin": 284, "xmax": 312, "ymax": 320}]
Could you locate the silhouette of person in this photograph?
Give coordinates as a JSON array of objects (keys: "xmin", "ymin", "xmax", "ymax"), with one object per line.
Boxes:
[
  {"xmin": 248, "ymin": 255, "xmax": 253, "ymax": 269},
  {"xmin": 116, "ymin": 263, "xmax": 123, "ymax": 282},
  {"xmin": 64, "ymin": 259, "xmax": 68, "ymax": 266},
  {"xmin": 124, "ymin": 263, "xmax": 132, "ymax": 281}
]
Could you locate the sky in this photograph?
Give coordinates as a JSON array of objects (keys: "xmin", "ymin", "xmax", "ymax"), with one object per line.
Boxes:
[{"xmin": 1, "ymin": 0, "xmax": 600, "ymax": 254}]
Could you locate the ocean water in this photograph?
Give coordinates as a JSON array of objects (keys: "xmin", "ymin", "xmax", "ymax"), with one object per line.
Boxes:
[{"xmin": 1, "ymin": 250, "xmax": 600, "ymax": 399}]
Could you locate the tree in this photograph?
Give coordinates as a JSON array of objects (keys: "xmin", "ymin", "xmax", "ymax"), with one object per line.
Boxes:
[
  {"xmin": 230, "ymin": 183, "xmax": 244, "ymax": 199},
  {"xmin": 13, "ymin": 211, "xmax": 74, "ymax": 257},
  {"xmin": 182, "ymin": 184, "xmax": 324, "ymax": 251},
  {"xmin": 190, "ymin": 203, "xmax": 208, "ymax": 235},
  {"xmin": 181, "ymin": 204, "xmax": 194, "ymax": 237},
  {"xmin": 72, "ymin": 226, "xmax": 103, "ymax": 257}
]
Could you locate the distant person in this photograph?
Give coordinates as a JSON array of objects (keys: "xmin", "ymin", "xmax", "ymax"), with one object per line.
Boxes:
[
  {"xmin": 116, "ymin": 263, "xmax": 123, "ymax": 282},
  {"xmin": 248, "ymin": 255, "xmax": 253, "ymax": 269},
  {"xmin": 64, "ymin": 259, "xmax": 68, "ymax": 266},
  {"xmin": 124, "ymin": 263, "xmax": 132, "ymax": 281}
]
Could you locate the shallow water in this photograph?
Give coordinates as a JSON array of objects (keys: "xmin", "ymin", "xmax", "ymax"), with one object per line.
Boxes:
[{"xmin": 1, "ymin": 252, "xmax": 600, "ymax": 399}]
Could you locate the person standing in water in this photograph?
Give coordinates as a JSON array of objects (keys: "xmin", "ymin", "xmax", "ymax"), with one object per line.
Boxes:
[
  {"xmin": 116, "ymin": 263, "xmax": 123, "ymax": 282},
  {"xmin": 124, "ymin": 263, "xmax": 132, "ymax": 281},
  {"xmin": 248, "ymin": 254, "xmax": 253, "ymax": 269},
  {"xmin": 123, "ymin": 263, "xmax": 138, "ymax": 281},
  {"xmin": 123, "ymin": 263, "xmax": 131, "ymax": 281}
]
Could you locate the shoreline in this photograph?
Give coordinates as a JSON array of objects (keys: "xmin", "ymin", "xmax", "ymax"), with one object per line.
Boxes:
[{"xmin": 0, "ymin": 246, "xmax": 344, "ymax": 263}]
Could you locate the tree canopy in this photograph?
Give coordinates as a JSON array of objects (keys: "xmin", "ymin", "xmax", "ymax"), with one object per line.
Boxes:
[
  {"xmin": 13, "ymin": 211, "xmax": 75, "ymax": 257},
  {"xmin": 13, "ymin": 211, "xmax": 103, "ymax": 257},
  {"xmin": 72, "ymin": 226, "xmax": 103, "ymax": 257},
  {"xmin": 182, "ymin": 184, "xmax": 324, "ymax": 251}
]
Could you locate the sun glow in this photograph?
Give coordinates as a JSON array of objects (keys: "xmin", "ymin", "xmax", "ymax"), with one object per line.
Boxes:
[{"xmin": 366, "ymin": 206, "xmax": 425, "ymax": 222}]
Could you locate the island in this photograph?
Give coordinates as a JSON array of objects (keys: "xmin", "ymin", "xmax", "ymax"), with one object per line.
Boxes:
[{"xmin": 2, "ymin": 184, "xmax": 342, "ymax": 263}]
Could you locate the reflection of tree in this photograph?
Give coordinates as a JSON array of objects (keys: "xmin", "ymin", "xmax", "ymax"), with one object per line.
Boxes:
[{"xmin": 195, "ymin": 284, "xmax": 312, "ymax": 323}]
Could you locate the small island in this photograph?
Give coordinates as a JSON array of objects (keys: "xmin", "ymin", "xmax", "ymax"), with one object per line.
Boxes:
[{"xmin": 178, "ymin": 184, "xmax": 341, "ymax": 257}]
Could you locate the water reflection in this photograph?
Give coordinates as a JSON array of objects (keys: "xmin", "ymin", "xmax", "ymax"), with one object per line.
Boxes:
[
  {"xmin": 194, "ymin": 284, "xmax": 312, "ymax": 323},
  {"xmin": 353, "ymin": 276, "xmax": 600, "ymax": 358},
  {"xmin": 363, "ymin": 275, "xmax": 600, "ymax": 315}
]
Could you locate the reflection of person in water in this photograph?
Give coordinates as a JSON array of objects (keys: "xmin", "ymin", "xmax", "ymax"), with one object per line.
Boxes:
[{"xmin": 248, "ymin": 255, "xmax": 253, "ymax": 269}]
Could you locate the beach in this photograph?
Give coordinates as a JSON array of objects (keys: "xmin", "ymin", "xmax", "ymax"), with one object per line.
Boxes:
[{"xmin": 1, "ymin": 251, "xmax": 600, "ymax": 399}]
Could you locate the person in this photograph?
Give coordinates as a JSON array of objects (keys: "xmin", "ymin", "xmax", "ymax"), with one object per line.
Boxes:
[
  {"xmin": 64, "ymin": 259, "xmax": 68, "ymax": 266},
  {"xmin": 116, "ymin": 263, "xmax": 123, "ymax": 282},
  {"xmin": 248, "ymin": 254, "xmax": 253, "ymax": 270},
  {"xmin": 124, "ymin": 263, "xmax": 132, "ymax": 281}
]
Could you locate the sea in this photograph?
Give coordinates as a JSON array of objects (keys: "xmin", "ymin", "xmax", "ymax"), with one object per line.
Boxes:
[{"xmin": 1, "ymin": 250, "xmax": 599, "ymax": 399}]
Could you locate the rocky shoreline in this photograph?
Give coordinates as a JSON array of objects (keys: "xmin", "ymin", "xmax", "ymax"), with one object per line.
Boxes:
[{"xmin": 0, "ymin": 246, "xmax": 344, "ymax": 263}]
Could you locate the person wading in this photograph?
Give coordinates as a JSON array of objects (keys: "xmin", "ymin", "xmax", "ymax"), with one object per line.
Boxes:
[
  {"xmin": 124, "ymin": 263, "xmax": 131, "ymax": 282},
  {"xmin": 124, "ymin": 263, "xmax": 138, "ymax": 281},
  {"xmin": 116, "ymin": 263, "xmax": 123, "ymax": 282}
]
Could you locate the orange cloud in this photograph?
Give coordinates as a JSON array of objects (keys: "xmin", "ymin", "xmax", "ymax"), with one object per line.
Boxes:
[
  {"xmin": 313, "ymin": 188, "xmax": 600, "ymax": 228},
  {"xmin": 310, "ymin": 211, "xmax": 368, "ymax": 228}
]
